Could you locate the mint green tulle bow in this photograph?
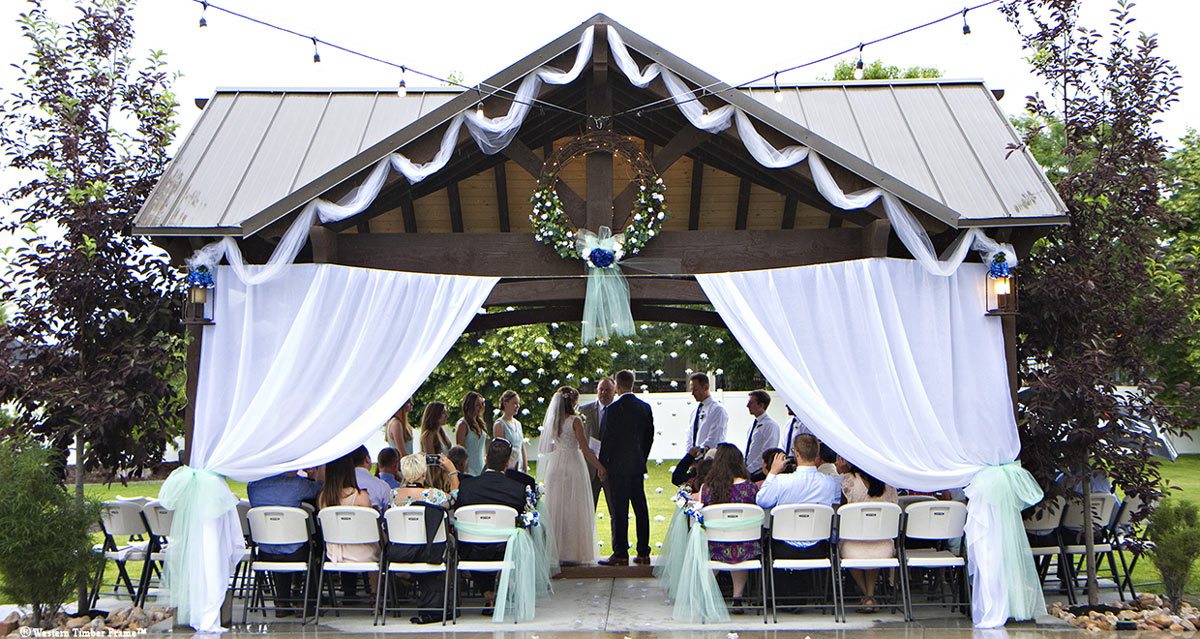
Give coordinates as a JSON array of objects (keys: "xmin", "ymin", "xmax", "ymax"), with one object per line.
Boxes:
[
  {"xmin": 530, "ymin": 496, "xmax": 559, "ymax": 593},
  {"xmin": 672, "ymin": 512, "xmax": 764, "ymax": 623},
  {"xmin": 158, "ymin": 466, "xmax": 241, "ymax": 629},
  {"xmin": 576, "ymin": 226, "xmax": 635, "ymax": 343},
  {"xmin": 654, "ymin": 505, "xmax": 691, "ymax": 601},
  {"xmin": 453, "ymin": 520, "xmax": 543, "ymax": 623}
]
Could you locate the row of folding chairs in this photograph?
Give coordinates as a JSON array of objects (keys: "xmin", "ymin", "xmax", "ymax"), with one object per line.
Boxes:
[
  {"xmin": 698, "ymin": 500, "xmax": 970, "ymax": 623},
  {"xmin": 1024, "ymin": 493, "xmax": 1145, "ymax": 603},
  {"xmin": 244, "ymin": 503, "xmax": 521, "ymax": 626}
]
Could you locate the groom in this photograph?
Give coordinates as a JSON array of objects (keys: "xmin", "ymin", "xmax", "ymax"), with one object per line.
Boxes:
[{"xmin": 598, "ymin": 369, "xmax": 655, "ymax": 566}]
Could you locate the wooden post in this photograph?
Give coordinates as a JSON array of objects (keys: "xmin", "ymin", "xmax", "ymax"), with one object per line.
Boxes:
[
  {"xmin": 181, "ymin": 324, "xmax": 203, "ymax": 466},
  {"xmin": 1002, "ymin": 314, "xmax": 1019, "ymax": 414},
  {"xmin": 309, "ymin": 224, "xmax": 339, "ymax": 263},
  {"xmin": 585, "ymin": 24, "xmax": 614, "ymax": 232}
]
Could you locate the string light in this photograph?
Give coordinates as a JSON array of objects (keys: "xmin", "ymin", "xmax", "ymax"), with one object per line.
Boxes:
[
  {"xmin": 198, "ymin": 1, "xmax": 207, "ymax": 28},
  {"xmin": 476, "ymin": 102, "xmax": 485, "ymax": 118},
  {"xmin": 853, "ymin": 44, "xmax": 865, "ymax": 80},
  {"xmin": 397, "ymin": 66, "xmax": 407, "ymax": 97},
  {"xmin": 311, "ymin": 37, "xmax": 320, "ymax": 63},
  {"xmin": 962, "ymin": 8, "xmax": 972, "ymax": 35},
  {"xmin": 772, "ymin": 72, "xmax": 782, "ymax": 102}
]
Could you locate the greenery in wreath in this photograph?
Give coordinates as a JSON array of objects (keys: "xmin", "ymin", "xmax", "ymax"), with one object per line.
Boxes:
[{"xmin": 530, "ymin": 177, "xmax": 667, "ymax": 265}]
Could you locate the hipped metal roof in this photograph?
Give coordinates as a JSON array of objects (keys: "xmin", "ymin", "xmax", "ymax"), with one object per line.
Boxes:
[{"xmin": 133, "ymin": 14, "xmax": 1068, "ymax": 237}]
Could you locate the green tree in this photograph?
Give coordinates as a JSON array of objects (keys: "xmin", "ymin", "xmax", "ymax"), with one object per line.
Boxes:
[
  {"xmin": 828, "ymin": 58, "xmax": 941, "ymax": 81},
  {"xmin": 0, "ymin": 0, "xmax": 184, "ymax": 478}
]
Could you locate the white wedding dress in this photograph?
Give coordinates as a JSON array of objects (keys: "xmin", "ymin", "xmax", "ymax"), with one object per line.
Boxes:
[{"xmin": 539, "ymin": 415, "xmax": 598, "ymax": 564}]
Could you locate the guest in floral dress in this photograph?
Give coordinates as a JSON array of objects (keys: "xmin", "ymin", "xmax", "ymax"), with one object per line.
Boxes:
[
  {"xmin": 388, "ymin": 453, "xmax": 460, "ymax": 624},
  {"xmin": 391, "ymin": 453, "xmax": 461, "ymax": 507},
  {"xmin": 700, "ymin": 443, "xmax": 761, "ymax": 608}
]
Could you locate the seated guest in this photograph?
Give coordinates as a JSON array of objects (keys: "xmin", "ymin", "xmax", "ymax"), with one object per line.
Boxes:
[
  {"xmin": 376, "ymin": 447, "xmax": 402, "ymax": 489},
  {"xmin": 351, "ymin": 445, "xmax": 393, "ymax": 512},
  {"xmin": 686, "ymin": 458, "xmax": 713, "ymax": 494},
  {"xmin": 319, "ymin": 456, "xmax": 380, "ymax": 597},
  {"xmin": 447, "ymin": 445, "xmax": 474, "ymax": 480},
  {"xmin": 246, "ymin": 470, "xmax": 323, "ymax": 616},
  {"xmin": 840, "ymin": 462, "xmax": 899, "ymax": 613},
  {"xmin": 817, "ymin": 443, "xmax": 839, "ymax": 476},
  {"xmin": 756, "ymin": 435, "xmax": 841, "ymax": 558},
  {"xmin": 755, "ymin": 447, "xmax": 791, "ymax": 488},
  {"xmin": 700, "ymin": 443, "xmax": 760, "ymax": 612},
  {"xmin": 389, "ymin": 453, "xmax": 460, "ymax": 624},
  {"xmin": 671, "ymin": 447, "xmax": 704, "ymax": 487},
  {"xmin": 393, "ymin": 453, "xmax": 460, "ymax": 507},
  {"xmin": 744, "ymin": 390, "xmax": 780, "ymax": 482},
  {"xmin": 454, "ymin": 438, "xmax": 527, "ymax": 612}
]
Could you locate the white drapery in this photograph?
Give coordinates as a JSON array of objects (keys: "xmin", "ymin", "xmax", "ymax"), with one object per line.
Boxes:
[
  {"xmin": 167, "ymin": 265, "xmax": 497, "ymax": 630},
  {"xmin": 697, "ymin": 259, "xmax": 1045, "ymax": 627}
]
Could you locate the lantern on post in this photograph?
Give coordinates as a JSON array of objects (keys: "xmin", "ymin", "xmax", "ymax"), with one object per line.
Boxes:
[
  {"xmin": 985, "ymin": 252, "xmax": 1018, "ymax": 315},
  {"xmin": 183, "ymin": 265, "xmax": 215, "ymax": 325}
]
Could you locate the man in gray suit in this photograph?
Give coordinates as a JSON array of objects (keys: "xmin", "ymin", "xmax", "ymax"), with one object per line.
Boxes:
[{"xmin": 578, "ymin": 376, "xmax": 616, "ymax": 509}]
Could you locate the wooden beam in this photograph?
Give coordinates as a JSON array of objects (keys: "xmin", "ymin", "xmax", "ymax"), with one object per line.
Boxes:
[
  {"xmin": 613, "ymin": 125, "xmax": 709, "ymax": 219},
  {"xmin": 400, "ymin": 190, "xmax": 417, "ymax": 233},
  {"xmin": 309, "ymin": 224, "xmax": 338, "ymax": 263},
  {"xmin": 504, "ymin": 140, "xmax": 585, "ymax": 224},
  {"xmin": 335, "ymin": 228, "xmax": 866, "ymax": 276},
  {"xmin": 181, "ymin": 325, "xmax": 203, "ymax": 465},
  {"xmin": 485, "ymin": 277, "xmax": 709, "ymax": 306},
  {"xmin": 494, "ymin": 163, "xmax": 511, "ymax": 232},
  {"xmin": 464, "ymin": 302, "xmax": 726, "ymax": 332},
  {"xmin": 734, "ymin": 177, "xmax": 752, "ymax": 230},
  {"xmin": 860, "ymin": 218, "xmax": 891, "ymax": 258},
  {"xmin": 827, "ymin": 214, "xmax": 844, "ymax": 229},
  {"xmin": 447, "ymin": 181, "xmax": 464, "ymax": 233},
  {"xmin": 781, "ymin": 195, "xmax": 797, "ymax": 230},
  {"xmin": 356, "ymin": 220, "xmax": 371, "ymax": 234},
  {"xmin": 688, "ymin": 157, "xmax": 704, "ymax": 230},
  {"xmin": 586, "ymin": 24, "xmax": 614, "ymax": 231}
]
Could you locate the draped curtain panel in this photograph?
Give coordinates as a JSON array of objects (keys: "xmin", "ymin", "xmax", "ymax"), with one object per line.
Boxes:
[
  {"xmin": 165, "ymin": 265, "xmax": 497, "ymax": 630},
  {"xmin": 697, "ymin": 258, "xmax": 1045, "ymax": 627}
]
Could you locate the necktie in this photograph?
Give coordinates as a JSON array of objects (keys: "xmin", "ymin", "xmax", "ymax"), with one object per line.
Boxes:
[
  {"xmin": 745, "ymin": 418, "xmax": 758, "ymax": 461},
  {"xmin": 599, "ymin": 404, "xmax": 607, "ymax": 439},
  {"xmin": 691, "ymin": 404, "xmax": 702, "ymax": 449},
  {"xmin": 785, "ymin": 418, "xmax": 796, "ymax": 450}
]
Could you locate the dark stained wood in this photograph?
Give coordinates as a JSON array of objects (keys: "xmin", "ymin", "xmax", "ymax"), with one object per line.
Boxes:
[
  {"xmin": 504, "ymin": 140, "xmax": 585, "ymax": 224},
  {"xmin": 1002, "ymin": 314, "xmax": 1019, "ymax": 415},
  {"xmin": 309, "ymin": 224, "xmax": 338, "ymax": 263},
  {"xmin": 400, "ymin": 190, "xmax": 417, "ymax": 233},
  {"xmin": 586, "ymin": 24, "xmax": 614, "ymax": 231},
  {"xmin": 181, "ymin": 325, "xmax": 203, "ymax": 465},
  {"xmin": 485, "ymin": 277, "xmax": 709, "ymax": 306},
  {"xmin": 861, "ymin": 218, "xmax": 891, "ymax": 258},
  {"xmin": 827, "ymin": 214, "xmax": 844, "ymax": 229},
  {"xmin": 734, "ymin": 177, "xmax": 752, "ymax": 230},
  {"xmin": 334, "ymin": 228, "xmax": 865, "ymax": 276},
  {"xmin": 613, "ymin": 125, "xmax": 708, "ymax": 220},
  {"xmin": 781, "ymin": 195, "xmax": 798, "ymax": 230},
  {"xmin": 464, "ymin": 301, "xmax": 725, "ymax": 332},
  {"xmin": 688, "ymin": 157, "xmax": 704, "ymax": 230},
  {"xmin": 356, "ymin": 220, "xmax": 371, "ymax": 234},
  {"xmin": 447, "ymin": 181, "xmax": 464, "ymax": 233},
  {"xmin": 494, "ymin": 163, "xmax": 511, "ymax": 232}
]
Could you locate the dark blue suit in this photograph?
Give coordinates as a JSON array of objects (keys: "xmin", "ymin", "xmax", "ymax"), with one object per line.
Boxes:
[{"xmin": 599, "ymin": 392, "xmax": 655, "ymax": 557}]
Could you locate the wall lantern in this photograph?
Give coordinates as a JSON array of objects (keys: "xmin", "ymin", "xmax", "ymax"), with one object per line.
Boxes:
[
  {"xmin": 183, "ymin": 265, "xmax": 215, "ymax": 325},
  {"xmin": 986, "ymin": 252, "xmax": 1018, "ymax": 316}
]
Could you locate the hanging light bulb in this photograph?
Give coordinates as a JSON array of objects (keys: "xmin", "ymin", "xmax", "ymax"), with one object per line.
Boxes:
[
  {"xmin": 702, "ymin": 107, "xmax": 710, "ymax": 116},
  {"xmin": 854, "ymin": 44, "xmax": 865, "ymax": 80},
  {"xmin": 198, "ymin": 1, "xmax": 208, "ymax": 28},
  {"xmin": 311, "ymin": 37, "xmax": 321, "ymax": 63},
  {"xmin": 475, "ymin": 102, "xmax": 485, "ymax": 118},
  {"xmin": 773, "ymin": 72, "xmax": 783, "ymax": 103},
  {"xmin": 962, "ymin": 8, "xmax": 972, "ymax": 35},
  {"xmin": 397, "ymin": 67, "xmax": 407, "ymax": 97}
]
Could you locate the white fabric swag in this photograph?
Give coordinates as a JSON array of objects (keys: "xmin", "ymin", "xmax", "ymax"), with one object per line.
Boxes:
[
  {"xmin": 697, "ymin": 259, "xmax": 1045, "ymax": 627},
  {"xmin": 165, "ymin": 265, "xmax": 497, "ymax": 630}
]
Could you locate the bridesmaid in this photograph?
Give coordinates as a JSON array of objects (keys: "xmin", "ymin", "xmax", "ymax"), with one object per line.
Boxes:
[
  {"xmin": 455, "ymin": 391, "xmax": 488, "ymax": 475},
  {"xmin": 493, "ymin": 390, "xmax": 528, "ymax": 473},
  {"xmin": 385, "ymin": 398, "xmax": 414, "ymax": 455},
  {"xmin": 419, "ymin": 401, "xmax": 453, "ymax": 455}
]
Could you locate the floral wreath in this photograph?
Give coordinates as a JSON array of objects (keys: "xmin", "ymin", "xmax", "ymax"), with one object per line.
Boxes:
[{"xmin": 529, "ymin": 131, "xmax": 668, "ymax": 267}]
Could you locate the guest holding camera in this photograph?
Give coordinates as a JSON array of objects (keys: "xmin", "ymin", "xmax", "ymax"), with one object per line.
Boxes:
[{"xmin": 391, "ymin": 453, "xmax": 461, "ymax": 507}]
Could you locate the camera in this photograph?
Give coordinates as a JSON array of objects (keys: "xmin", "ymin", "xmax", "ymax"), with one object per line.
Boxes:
[{"xmin": 425, "ymin": 454, "xmax": 440, "ymax": 465}]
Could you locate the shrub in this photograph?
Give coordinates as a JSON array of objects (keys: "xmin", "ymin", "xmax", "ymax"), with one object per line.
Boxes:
[
  {"xmin": 0, "ymin": 437, "xmax": 101, "ymax": 627},
  {"xmin": 1146, "ymin": 499, "xmax": 1200, "ymax": 612}
]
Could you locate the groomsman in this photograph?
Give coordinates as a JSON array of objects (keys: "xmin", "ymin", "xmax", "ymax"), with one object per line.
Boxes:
[
  {"xmin": 782, "ymin": 405, "xmax": 813, "ymax": 450},
  {"xmin": 687, "ymin": 373, "xmax": 727, "ymax": 451},
  {"xmin": 579, "ymin": 377, "xmax": 616, "ymax": 508},
  {"xmin": 744, "ymin": 390, "xmax": 780, "ymax": 482}
]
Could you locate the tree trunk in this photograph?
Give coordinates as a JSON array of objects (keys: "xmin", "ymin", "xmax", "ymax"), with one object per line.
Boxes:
[
  {"xmin": 1080, "ymin": 458, "xmax": 1099, "ymax": 606},
  {"xmin": 75, "ymin": 430, "xmax": 88, "ymax": 613}
]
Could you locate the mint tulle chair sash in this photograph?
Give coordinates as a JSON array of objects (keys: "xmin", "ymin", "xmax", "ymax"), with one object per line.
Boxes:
[
  {"xmin": 672, "ymin": 511, "xmax": 765, "ymax": 623},
  {"xmin": 654, "ymin": 507, "xmax": 690, "ymax": 600},
  {"xmin": 453, "ymin": 520, "xmax": 540, "ymax": 623},
  {"xmin": 530, "ymin": 496, "xmax": 559, "ymax": 592},
  {"xmin": 157, "ymin": 466, "xmax": 242, "ymax": 629}
]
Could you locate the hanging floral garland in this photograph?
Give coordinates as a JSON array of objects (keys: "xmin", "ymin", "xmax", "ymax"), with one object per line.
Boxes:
[{"xmin": 529, "ymin": 131, "xmax": 668, "ymax": 267}]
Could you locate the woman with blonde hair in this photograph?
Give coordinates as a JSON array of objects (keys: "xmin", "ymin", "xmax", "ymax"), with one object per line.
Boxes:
[
  {"xmin": 419, "ymin": 402, "xmax": 452, "ymax": 455},
  {"xmin": 391, "ymin": 453, "xmax": 461, "ymax": 507},
  {"xmin": 386, "ymin": 398, "xmax": 414, "ymax": 455},
  {"xmin": 492, "ymin": 390, "xmax": 527, "ymax": 473},
  {"xmin": 455, "ymin": 391, "xmax": 488, "ymax": 475}
]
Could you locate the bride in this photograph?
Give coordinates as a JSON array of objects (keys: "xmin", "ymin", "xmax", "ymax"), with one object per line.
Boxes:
[{"xmin": 537, "ymin": 386, "xmax": 604, "ymax": 565}]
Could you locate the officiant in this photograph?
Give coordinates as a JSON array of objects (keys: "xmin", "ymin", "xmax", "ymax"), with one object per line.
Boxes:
[{"xmin": 579, "ymin": 376, "xmax": 616, "ymax": 509}]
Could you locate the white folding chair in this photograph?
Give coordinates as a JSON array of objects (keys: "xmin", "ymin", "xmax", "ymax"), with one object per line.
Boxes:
[
  {"xmin": 767, "ymin": 504, "xmax": 837, "ymax": 622},
  {"xmin": 1060, "ymin": 493, "xmax": 1123, "ymax": 603},
  {"xmin": 135, "ymin": 500, "xmax": 175, "ymax": 607},
  {"xmin": 244, "ymin": 506, "xmax": 315, "ymax": 624},
  {"xmin": 231, "ymin": 500, "xmax": 254, "ymax": 599},
  {"xmin": 897, "ymin": 495, "xmax": 936, "ymax": 511},
  {"xmin": 701, "ymin": 503, "xmax": 768, "ymax": 622},
  {"xmin": 451, "ymin": 505, "xmax": 518, "ymax": 623},
  {"xmin": 901, "ymin": 501, "xmax": 969, "ymax": 620},
  {"xmin": 1111, "ymin": 495, "xmax": 1153, "ymax": 598},
  {"xmin": 90, "ymin": 501, "xmax": 150, "ymax": 608},
  {"xmin": 835, "ymin": 502, "xmax": 905, "ymax": 621},
  {"xmin": 315, "ymin": 506, "xmax": 383, "ymax": 624},
  {"xmin": 1023, "ymin": 495, "xmax": 1067, "ymax": 595},
  {"xmin": 380, "ymin": 506, "xmax": 451, "ymax": 625}
]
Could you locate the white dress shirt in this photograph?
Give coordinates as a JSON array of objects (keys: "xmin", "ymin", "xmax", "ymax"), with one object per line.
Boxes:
[
  {"xmin": 688, "ymin": 396, "xmax": 728, "ymax": 450},
  {"xmin": 755, "ymin": 466, "xmax": 842, "ymax": 547},
  {"xmin": 781, "ymin": 416, "xmax": 814, "ymax": 449},
  {"xmin": 355, "ymin": 466, "xmax": 393, "ymax": 512},
  {"xmin": 744, "ymin": 413, "xmax": 780, "ymax": 475}
]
